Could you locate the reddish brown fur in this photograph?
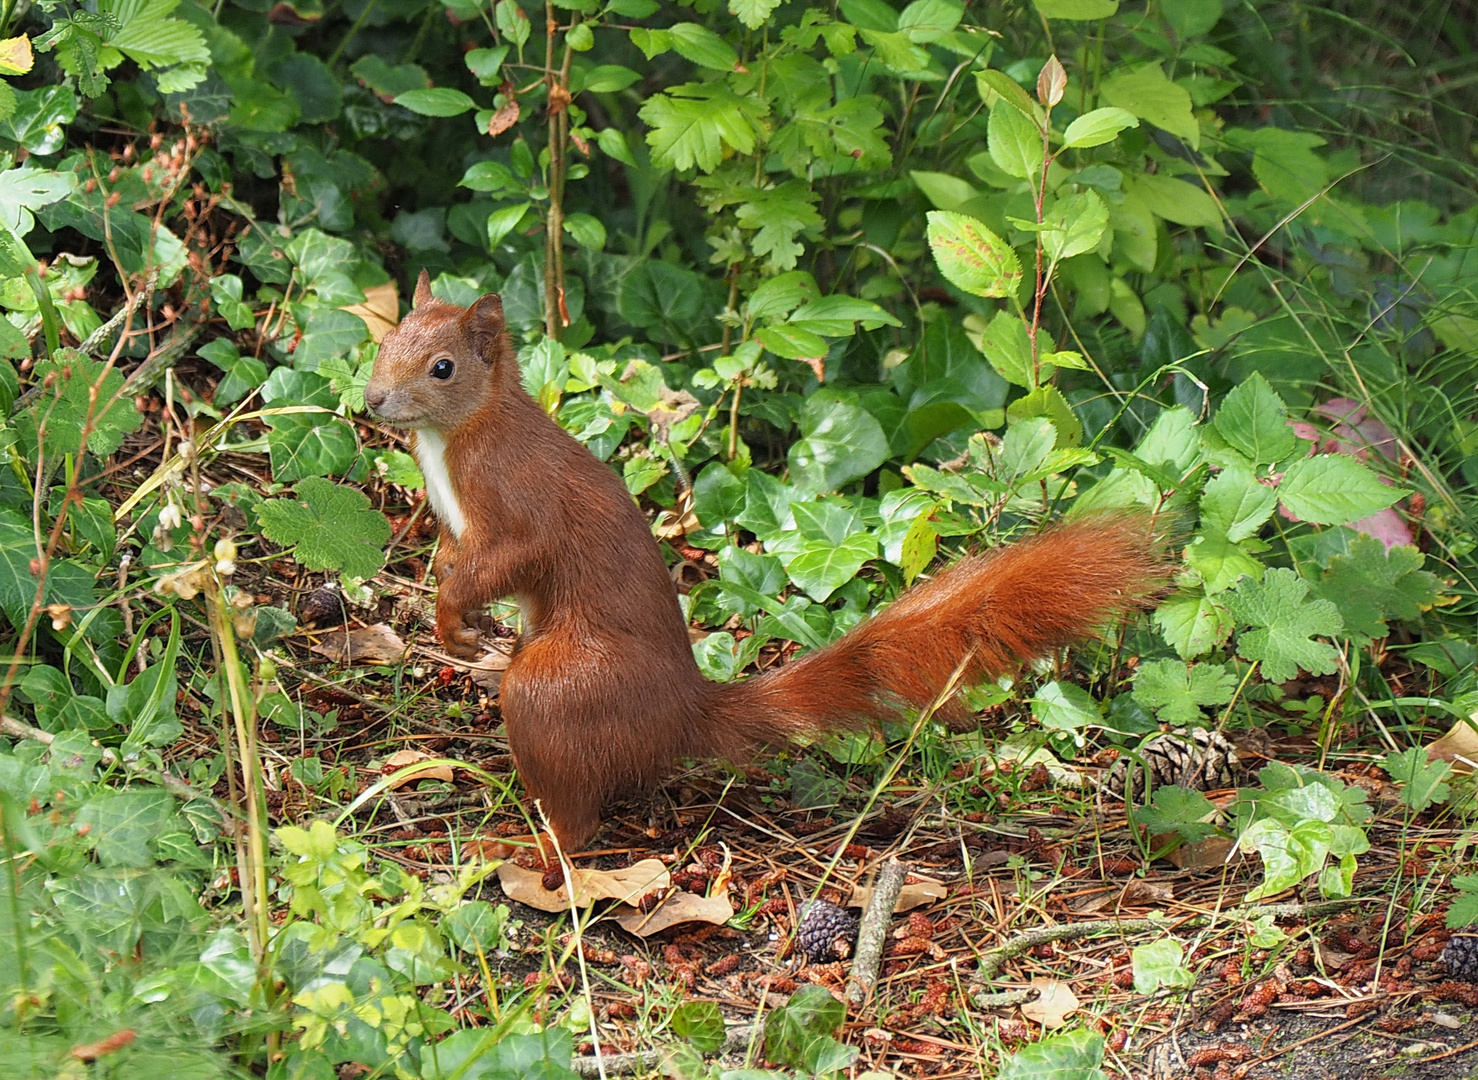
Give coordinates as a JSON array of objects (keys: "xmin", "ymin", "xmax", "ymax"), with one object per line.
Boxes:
[{"xmin": 366, "ymin": 278, "xmax": 1165, "ymax": 853}]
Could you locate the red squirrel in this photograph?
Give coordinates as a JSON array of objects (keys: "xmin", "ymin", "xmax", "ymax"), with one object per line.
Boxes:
[{"xmin": 364, "ymin": 273, "xmax": 1164, "ymax": 854}]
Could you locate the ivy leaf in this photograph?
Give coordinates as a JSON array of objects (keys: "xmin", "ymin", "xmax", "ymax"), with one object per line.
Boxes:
[
  {"xmin": 1278, "ymin": 454, "xmax": 1408, "ymax": 526},
  {"xmin": 1132, "ymin": 659, "xmax": 1237, "ymax": 726},
  {"xmin": 1226, "ymin": 567, "xmax": 1343, "ymax": 684},
  {"xmin": 997, "ymin": 1027, "xmax": 1106, "ymax": 1080},
  {"xmin": 1380, "ymin": 747, "xmax": 1451, "ymax": 814},
  {"xmin": 1312, "ymin": 533, "xmax": 1441, "ymax": 642},
  {"xmin": 788, "ymin": 393, "xmax": 889, "ymax": 494},
  {"xmin": 1132, "ymin": 939, "xmax": 1195, "ymax": 994},
  {"xmin": 926, "ymin": 211, "xmax": 1023, "ymax": 298},
  {"xmin": 639, "ymin": 83, "xmax": 766, "ymax": 172},
  {"xmin": 255, "ymin": 477, "xmax": 391, "ymax": 580},
  {"xmin": 1212, "ymin": 372, "xmax": 1294, "ymax": 464},
  {"xmin": 265, "ymin": 410, "xmax": 359, "ymax": 481},
  {"xmin": 783, "ymin": 532, "xmax": 877, "ymax": 601}
]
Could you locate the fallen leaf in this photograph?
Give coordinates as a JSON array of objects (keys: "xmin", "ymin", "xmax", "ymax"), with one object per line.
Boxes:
[
  {"xmin": 312, "ymin": 623, "xmax": 408, "ymax": 665},
  {"xmin": 1020, "ymin": 978, "xmax": 1078, "ymax": 1029},
  {"xmin": 1427, "ymin": 712, "xmax": 1478, "ymax": 775},
  {"xmin": 1119, "ymin": 879, "xmax": 1175, "ymax": 906},
  {"xmin": 613, "ymin": 888, "xmax": 735, "ymax": 937},
  {"xmin": 1163, "ymin": 834, "xmax": 1238, "ymax": 870},
  {"xmin": 381, "ymin": 749, "xmax": 454, "ymax": 788},
  {"xmin": 848, "ymin": 877, "xmax": 947, "ymax": 913},
  {"xmin": 441, "ymin": 642, "xmax": 514, "ymax": 692},
  {"xmin": 497, "ymin": 858, "xmax": 670, "ymax": 913},
  {"xmin": 488, "ymin": 82, "xmax": 520, "ymax": 136},
  {"xmin": 342, "ymin": 281, "xmax": 400, "ymax": 342}
]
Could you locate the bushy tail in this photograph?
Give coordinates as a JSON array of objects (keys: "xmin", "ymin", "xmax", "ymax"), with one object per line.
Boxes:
[{"xmin": 700, "ymin": 514, "xmax": 1165, "ymax": 754}]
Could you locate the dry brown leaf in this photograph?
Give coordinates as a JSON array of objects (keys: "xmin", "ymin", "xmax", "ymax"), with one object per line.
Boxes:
[
  {"xmin": 1163, "ymin": 834, "xmax": 1237, "ymax": 870},
  {"xmin": 439, "ymin": 642, "xmax": 513, "ymax": 692},
  {"xmin": 312, "ymin": 623, "xmax": 409, "ymax": 665},
  {"xmin": 612, "ymin": 889, "xmax": 735, "ymax": 937},
  {"xmin": 1119, "ymin": 879, "xmax": 1174, "ymax": 906},
  {"xmin": 1020, "ymin": 978, "xmax": 1078, "ymax": 1029},
  {"xmin": 1427, "ymin": 712, "xmax": 1478, "ymax": 774},
  {"xmin": 381, "ymin": 748, "xmax": 454, "ymax": 788},
  {"xmin": 848, "ymin": 877, "xmax": 946, "ymax": 913},
  {"xmin": 487, "ymin": 82, "xmax": 519, "ymax": 136},
  {"xmin": 342, "ymin": 281, "xmax": 400, "ymax": 342},
  {"xmin": 497, "ymin": 858, "xmax": 670, "ymax": 913}
]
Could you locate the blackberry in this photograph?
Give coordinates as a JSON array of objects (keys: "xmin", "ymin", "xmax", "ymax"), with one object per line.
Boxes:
[
  {"xmin": 796, "ymin": 899, "xmax": 858, "ymax": 963},
  {"xmin": 1443, "ymin": 933, "xmax": 1478, "ymax": 982}
]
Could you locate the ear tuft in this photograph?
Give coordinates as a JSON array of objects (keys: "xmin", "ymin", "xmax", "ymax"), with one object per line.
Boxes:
[{"xmin": 413, "ymin": 269, "xmax": 434, "ymax": 308}]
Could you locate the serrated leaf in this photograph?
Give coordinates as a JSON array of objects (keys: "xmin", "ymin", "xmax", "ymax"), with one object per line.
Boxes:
[
  {"xmin": 1212, "ymin": 372, "xmax": 1294, "ymax": 463},
  {"xmin": 898, "ymin": 510, "xmax": 938, "ymax": 585},
  {"xmin": 21, "ymin": 349, "xmax": 143, "ymax": 457},
  {"xmin": 729, "ymin": 0, "xmax": 782, "ymax": 29},
  {"xmin": 639, "ymin": 83, "xmax": 766, "ymax": 172},
  {"xmin": 1380, "ymin": 747, "xmax": 1450, "ymax": 814},
  {"xmin": 1133, "ymin": 659, "xmax": 1236, "ymax": 726},
  {"xmin": 1132, "ymin": 938, "xmax": 1195, "ymax": 994},
  {"xmin": 1154, "ymin": 590, "xmax": 1234, "ymax": 659},
  {"xmin": 104, "ymin": 0, "xmax": 210, "ymax": 69},
  {"xmin": 926, "ymin": 211, "xmax": 1022, "ymax": 298},
  {"xmin": 1042, "ymin": 189, "xmax": 1108, "ymax": 262},
  {"xmin": 255, "ymin": 477, "xmax": 391, "ymax": 580},
  {"xmin": 668, "ymin": 22, "xmax": 739, "ymax": 70},
  {"xmin": 1061, "ymin": 106, "xmax": 1138, "ymax": 149},
  {"xmin": 1226, "ymin": 567, "xmax": 1342, "ymax": 684},
  {"xmin": 1199, "ymin": 465, "xmax": 1276, "ymax": 541},
  {"xmin": 1312, "ymin": 534, "xmax": 1441, "ymax": 642},
  {"xmin": 988, "ymin": 98, "xmax": 1044, "ymax": 179},
  {"xmin": 1278, "ymin": 454, "xmax": 1407, "ymax": 526},
  {"xmin": 1135, "ymin": 785, "xmax": 1219, "ymax": 843}
]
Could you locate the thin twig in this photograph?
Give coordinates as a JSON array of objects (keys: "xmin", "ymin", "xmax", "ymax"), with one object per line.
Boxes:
[{"xmin": 846, "ymin": 856, "xmax": 907, "ymax": 1006}]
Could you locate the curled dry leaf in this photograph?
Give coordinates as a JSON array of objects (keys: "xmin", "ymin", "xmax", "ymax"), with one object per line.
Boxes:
[
  {"xmin": 439, "ymin": 641, "xmax": 514, "ymax": 692},
  {"xmin": 1020, "ymin": 978, "xmax": 1078, "ymax": 1029},
  {"xmin": 1427, "ymin": 712, "xmax": 1478, "ymax": 774},
  {"xmin": 849, "ymin": 876, "xmax": 946, "ymax": 913},
  {"xmin": 342, "ymin": 281, "xmax": 400, "ymax": 342},
  {"xmin": 1119, "ymin": 879, "xmax": 1175, "ymax": 907},
  {"xmin": 380, "ymin": 748, "xmax": 454, "ymax": 788},
  {"xmin": 1164, "ymin": 834, "xmax": 1238, "ymax": 871},
  {"xmin": 497, "ymin": 858, "xmax": 670, "ymax": 913},
  {"xmin": 613, "ymin": 888, "xmax": 735, "ymax": 937},
  {"xmin": 312, "ymin": 623, "xmax": 409, "ymax": 665},
  {"xmin": 488, "ymin": 80, "xmax": 520, "ymax": 136}
]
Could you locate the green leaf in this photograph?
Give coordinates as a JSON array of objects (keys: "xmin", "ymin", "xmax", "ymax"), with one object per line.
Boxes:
[
  {"xmin": 1380, "ymin": 747, "xmax": 1450, "ymax": 814},
  {"xmin": 75, "ymin": 790, "xmax": 176, "ymax": 868},
  {"xmin": 1199, "ymin": 465, "xmax": 1276, "ymax": 541},
  {"xmin": 668, "ymin": 22, "xmax": 739, "ymax": 70},
  {"xmin": 1312, "ymin": 534, "xmax": 1441, "ymax": 642},
  {"xmin": 1238, "ymin": 817, "xmax": 1333, "ymax": 901},
  {"xmin": 1133, "ymin": 659, "xmax": 1236, "ymax": 726},
  {"xmin": 1226, "ymin": 567, "xmax": 1343, "ymax": 684},
  {"xmin": 444, "ymin": 900, "xmax": 510, "ymax": 954},
  {"xmin": 692, "ymin": 462, "xmax": 746, "ymax": 527},
  {"xmin": 729, "ymin": 0, "xmax": 783, "ymax": 30},
  {"xmin": 1031, "ymin": 681, "xmax": 1102, "ymax": 735},
  {"xmin": 596, "ymin": 126, "xmax": 637, "ymax": 165},
  {"xmin": 788, "ymin": 295, "xmax": 901, "ymax": 335},
  {"xmin": 1445, "ymin": 876, "xmax": 1478, "ymax": 929},
  {"xmin": 394, "ymin": 88, "xmax": 476, "ymax": 116},
  {"xmin": 784, "ymin": 533, "xmax": 878, "ymax": 601},
  {"xmin": 1135, "ymin": 785, "xmax": 1220, "ymax": 843},
  {"xmin": 672, "ymin": 1000, "xmax": 726, "ymax": 1054},
  {"xmin": 1133, "ymin": 173, "xmax": 1222, "ymax": 229},
  {"xmin": 1061, "ymin": 106, "xmax": 1139, "ymax": 149},
  {"xmin": 898, "ymin": 510, "xmax": 938, "ymax": 585},
  {"xmin": 898, "ymin": 0, "xmax": 964, "ymax": 43},
  {"xmin": 486, "ymin": 202, "xmax": 532, "ymax": 247},
  {"xmin": 563, "ymin": 212, "xmax": 606, "ymax": 250},
  {"xmin": 1212, "ymin": 372, "xmax": 1295, "ymax": 463},
  {"xmin": 265, "ymin": 410, "xmax": 359, "ymax": 482},
  {"xmin": 349, "ymin": 55, "xmax": 430, "ymax": 98},
  {"xmin": 0, "ymin": 168, "xmax": 71, "ymax": 236},
  {"xmin": 926, "ymin": 210, "xmax": 1023, "ymax": 298},
  {"xmin": 755, "ymin": 324, "xmax": 829, "ymax": 360},
  {"xmin": 998, "ymin": 1027, "xmax": 1106, "ymax": 1080},
  {"xmin": 988, "ymin": 98, "xmax": 1044, "ymax": 180},
  {"xmin": 574, "ymin": 63, "xmax": 639, "ymax": 94},
  {"xmin": 1154, "ymin": 590, "xmax": 1234, "ymax": 659},
  {"xmin": 1006, "ymin": 385, "xmax": 1082, "ymax": 447},
  {"xmin": 20, "ymin": 348, "xmax": 143, "ymax": 457},
  {"xmin": 1278, "ymin": 455, "xmax": 1407, "ymax": 526},
  {"xmin": 209, "ymin": 273, "xmax": 255, "ymax": 331},
  {"xmin": 737, "ymin": 180, "xmax": 823, "ymax": 271},
  {"xmin": 255, "ymin": 477, "xmax": 391, "ymax": 580},
  {"xmin": 1042, "ymin": 190, "xmax": 1108, "ymax": 262},
  {"xmin": 788, "ymin": 391, "xmax": 889, "ymax": 494},
  {"xmin": 1132, "ymin": 939, "xmax": 1195, "ymax": 995},
  {"xmin": 1101, "ymin": 63, "xmax": 1199, "ymax": 148},
  {"xmin": 911, "ymin": 169, "xmax": 979, "ymax": 210},
  {"xmin": 763, "ymin": 985, "xmax": 847, "ymax": 1068},
  {"xmin": 495, "ymin": 0, "xmax": 531, "ymax": 48},
  {"xmin": 639, "ymin": 83, "xmax": 766, "ymax": 172},
  {"xmin": 103, "ymin": 0, "xmax": 210, "ymax": 70}
]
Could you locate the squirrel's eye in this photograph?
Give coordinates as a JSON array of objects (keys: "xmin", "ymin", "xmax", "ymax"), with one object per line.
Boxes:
[{"xmin": 430, "ymin": 358, "xmax": 454, "ymax": 380}]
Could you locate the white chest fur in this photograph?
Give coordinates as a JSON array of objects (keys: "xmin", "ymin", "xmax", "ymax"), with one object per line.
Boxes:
[{"xmin": 414, "ymin": 429, "xmax": 467, "ymax": 539}]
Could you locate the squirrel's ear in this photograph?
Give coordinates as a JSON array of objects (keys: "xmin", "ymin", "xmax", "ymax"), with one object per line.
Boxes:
[
  {"xmin": 412, "ymin": 269, "xmax": 434, "ymax": 308},
  {"xmin": 463, "ymin": 293, "xmax": 506, "ymax": 361}
]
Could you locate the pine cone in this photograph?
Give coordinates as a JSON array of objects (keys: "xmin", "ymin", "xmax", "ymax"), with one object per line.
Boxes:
[
  {"xmin": 796, "ymin": 900, "xmax": 858, "ymax": 963},
  {"xmin": 1102, "ymin": 729, "xmax": 1239, "ymax": 803},
  {"xmin": 1444, "ymin": 933, "xmax": 1478, "ymax": 982}
]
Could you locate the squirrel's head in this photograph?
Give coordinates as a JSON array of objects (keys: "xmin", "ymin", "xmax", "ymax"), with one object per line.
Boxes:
[{"xmin": 364, "ymin": 270, "xmax": 516, "ymax": 431}]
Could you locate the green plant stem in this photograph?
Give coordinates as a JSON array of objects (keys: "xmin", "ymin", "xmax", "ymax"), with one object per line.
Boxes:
[{"xmin": 328, "ymin": 0, "xmax": 380, "ymax": 67}]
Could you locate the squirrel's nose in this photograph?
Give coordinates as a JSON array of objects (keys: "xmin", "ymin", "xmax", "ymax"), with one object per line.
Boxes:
[{"xmin": 364, "ymin": 384, "xmax": 387, "ymax": 412}]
